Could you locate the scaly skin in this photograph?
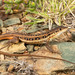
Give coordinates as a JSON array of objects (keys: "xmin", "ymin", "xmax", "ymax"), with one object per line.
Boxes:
[
  {"xmin": 0, "ymin": 26, "xmax": 68, "ymax": 44},
  {"xmin": 0, "ymin": 26, "xmax": 74, "ymax": 64}
]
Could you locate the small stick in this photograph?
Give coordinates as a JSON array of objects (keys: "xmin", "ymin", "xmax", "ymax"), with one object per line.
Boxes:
[{"xmin": 0, "ymin": 50, "xmax": 74, "ymax": 64}]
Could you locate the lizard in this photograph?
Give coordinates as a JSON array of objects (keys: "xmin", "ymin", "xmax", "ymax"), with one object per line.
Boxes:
[
  {"xmin": 0, "ymin": 26, "xmax": 68, "ymax": 44},
  {"xmin": 0, "ymin": 26, "xmax": 69, "ymax": 52},
  {"xmin": 0, "ymin": 26, "xmax": 74, "ymax": 64}
]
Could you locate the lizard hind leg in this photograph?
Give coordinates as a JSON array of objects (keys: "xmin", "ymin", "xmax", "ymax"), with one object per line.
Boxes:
[
  {"xmin": 45, "ymin": 41, "xmax": 61, "ymax": 54},
  {"xmin": 0, "ymin": 37, "xmax": 19, "ymax": 51},
  {"xmin": 7, "ymin": 37, "xmax": 19, "ymax": 50},
  {"xmin": 7, "ymin": 37, "xmax": 19, "ymax": 44}
]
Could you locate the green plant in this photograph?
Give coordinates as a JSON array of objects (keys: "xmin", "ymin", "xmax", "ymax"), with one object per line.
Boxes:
[
  {"xmin": 25, "ymin": 0, "xmax": 75, "ymax": 26},
  {"xmin": 4, "ymin": 0, "xmax": 24, "ymax": 14},
  {"xmin": 3, "ymin": 0, "xmax": 75, "ymax": 26},
  {"xmin": 4, "ymin": 0, "xmax": 23, "ymax": 4}
]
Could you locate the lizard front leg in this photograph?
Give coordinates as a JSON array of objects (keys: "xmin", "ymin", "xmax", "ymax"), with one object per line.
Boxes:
[{"xmin": 45, "ymin": 41, "xmax": 61, "ymax": 54}]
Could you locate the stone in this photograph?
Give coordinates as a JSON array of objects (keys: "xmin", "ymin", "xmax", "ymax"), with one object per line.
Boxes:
[
  {"xmin": 8, "ymin": 13, "xmax": 22, "ymax": 19},
  {"xmin": 8, "ymin": 65, "xmax": 14, "ymax": 72},
  {"xmin": 4, "ymin": 18, "xmax": 20, "ymax": 26},
  {"xmin": 34, "ymin": 46, "xmax": 40, "ymax": 51},
  {"xmin": 27, "ymin": 45, "xmax": 34, "ymax": 52},
  {"xmin": 0, "ymin": 19, "xmax": 3, "ymax": 27},
  {"xmin": 0, "ymin": 65, "xmax": 6, "ymax": 72},
  {"xmin": 0, "ymin": 0, "xmax": 2, "ymax": 6},
  {"xmin": 57, "ymin": 42, "xmax": 75, "ymax": 65},
  {"xmin": 18, "ymin": 46, "xmax": 65, "ymax": 75},
  {"xmin": 0, "ymin": 41, "xmax": 26, "ymax": 54}
]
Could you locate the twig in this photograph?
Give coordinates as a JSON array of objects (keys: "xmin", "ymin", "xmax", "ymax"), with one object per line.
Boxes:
[{"xmin": 0, "ymin": 50, "xmax": 75, "ymax": 64}]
